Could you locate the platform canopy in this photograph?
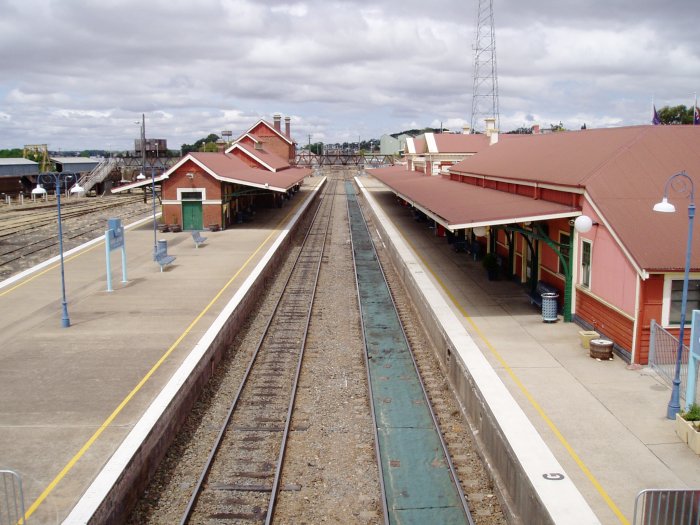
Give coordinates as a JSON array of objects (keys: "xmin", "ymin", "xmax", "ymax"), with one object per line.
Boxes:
[
  {"xmin": 367, "ymin": 165, "xmax": 579, "ymax": 231},
  {"xmin": 112, "ymin": 152, "xmax": 309, "ymax": 194}
]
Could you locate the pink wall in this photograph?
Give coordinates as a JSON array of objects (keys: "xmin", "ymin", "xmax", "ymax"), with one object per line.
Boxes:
[{"xmin": 577, "ymin": 203, "xmax": 637, "ymax": 316}]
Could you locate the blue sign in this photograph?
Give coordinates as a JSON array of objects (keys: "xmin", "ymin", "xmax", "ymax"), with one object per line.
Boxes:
[
  {"xmin": 107, "ymin": 218, "xmax": 124, "ymax": 251},
  {"xmin": 686, "ymin": 310, "xmax": 700, "ymax": 409},
  {"xmin": 105, "ymin": 217, "xmax": 127, "ymax": 291}
]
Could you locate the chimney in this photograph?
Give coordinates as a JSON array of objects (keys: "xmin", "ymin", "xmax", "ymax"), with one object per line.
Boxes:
[
  {"xmin": 484, "ymin": 117, "xmax": 499, "ymax": 145},
  {"xmin": 462, "ymin": 125, "xmax": 471, "ymax": 135},
  {"xmin": 284, "ymin": 116, "xmax": 291, "ymax": 137},
  {"xmin": 273, "ymin": 114, "xmax": 281, "ymax": 131}
]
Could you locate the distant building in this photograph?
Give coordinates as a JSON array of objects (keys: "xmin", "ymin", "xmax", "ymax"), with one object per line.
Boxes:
[
  {"xmin": 0, "ymin": 158, "xmax": 39, "ymax": 193},
  {"xmin": 380, "ymin": 134, "xmax": 410, "ymax": 156},
  {"xmin": 113, "ymin": 115, "xmax": 309, "ymax": 231},
  {"xmin": 51, "ymin": 157, "xmax": 101, "ymax": 174}
]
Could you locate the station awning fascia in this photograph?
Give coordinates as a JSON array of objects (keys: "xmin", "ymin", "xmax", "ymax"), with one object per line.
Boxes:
[{"xmin": 368, "ymin": 167, "xmax": 580, "ymax": 231}]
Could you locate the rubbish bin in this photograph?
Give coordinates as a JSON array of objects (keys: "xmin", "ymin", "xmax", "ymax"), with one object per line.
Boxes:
[
  {"xmin": 541, "ymin": 292, "xmax": 559, "ymax": 322},
  {"xmin": 589, "ymin": 339, "xmax": 613, "ymax": 360},
  {"xmin": 155, "ymin": 239, "xmax": 168, "ymax": 260}
]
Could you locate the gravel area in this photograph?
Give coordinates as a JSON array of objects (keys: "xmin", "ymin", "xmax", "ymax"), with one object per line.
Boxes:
[{"xmin": 0, "ymin": 195, "xmax": 155, "ymax": 280}]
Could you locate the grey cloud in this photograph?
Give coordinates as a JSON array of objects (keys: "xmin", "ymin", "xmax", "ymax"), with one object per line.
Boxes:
[{"xmin": 0, "ymin": 0, "xmax": 698, "ymax": 149}]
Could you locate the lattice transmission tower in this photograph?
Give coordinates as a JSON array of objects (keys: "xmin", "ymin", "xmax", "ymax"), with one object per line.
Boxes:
[{"xmin": 470, "ymin": 0, "xmax": 500, "ymax": 133}]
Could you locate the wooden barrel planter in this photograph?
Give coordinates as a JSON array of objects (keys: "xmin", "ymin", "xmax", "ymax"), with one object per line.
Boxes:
[{"xmin": 589, "ymin": 339, "xmax": 613, "ymax": 360}]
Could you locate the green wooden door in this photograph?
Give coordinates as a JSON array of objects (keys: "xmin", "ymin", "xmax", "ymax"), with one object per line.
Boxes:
[{"xmin": 182, "ymin": 201, "xmax": 203, "ymax": 230}]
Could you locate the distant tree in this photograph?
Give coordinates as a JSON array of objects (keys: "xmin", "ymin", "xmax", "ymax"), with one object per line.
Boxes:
[
  {"xmin": 181, "ymin": 133, "xmax": 221, "ymax": 155},
  {"xmin": 550, "ymin": 121, "xmax": 566, "ymax": 132},
  {"xmin": 657, "ymin": 105, "xmax": 693, "ymax": 125},
  {"xmin": 0, "ymin": 148, "xmax": 23, "ymax": 158},
  {"xmin": 506, "ymin": 126, "xmax": 533, "ymax": 135},
  {"xmin": 309, "ymin": 142, "xmax": 324, "ymax": 155},
  {"xmin": 390, "ymin": 127, "xmax": 440, "ymax": 138}
]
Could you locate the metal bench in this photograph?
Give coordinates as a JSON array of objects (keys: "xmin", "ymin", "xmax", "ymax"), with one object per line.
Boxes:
[
  {"xmin": 154, "ymin": 242, "xmax": 176, "ymax": 272},
  {"xmin": 191, "ymin": 231, "xmax": 207, "ymax": 248},
  {"xmin": 529, "ymin": 280, "xmax": 558, "ymax": 308}
]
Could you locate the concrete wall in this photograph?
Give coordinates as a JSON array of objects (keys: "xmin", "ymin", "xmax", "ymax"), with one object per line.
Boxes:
[{"xmin": 82, "ymin": 181, "xmax": 324, "ymax": 524}]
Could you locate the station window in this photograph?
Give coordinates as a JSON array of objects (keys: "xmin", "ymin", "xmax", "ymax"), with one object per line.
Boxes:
[
  {"xmin": 669, "ymin": 279, "xmax": 700, "ymax": 324},
  {"xmin": 581, "ymin": 240, "xmax": 592, "ymax": 288},
  {"xmin": 181, "ymin": 191, "xmax": 203, "ymax": 200}
]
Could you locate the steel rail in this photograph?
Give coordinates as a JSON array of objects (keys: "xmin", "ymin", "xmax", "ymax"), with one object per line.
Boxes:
[
  {"xmin": 0, "ymin": 196, "xmax": 145, "ymax": 238},
  {"xmin": 265, "ymin": 177, "xmax": 337, "ymax": 524},
  {"xmin": 179, "ymin": 178, "xmax": 335, "ymax": 524},
  {"xmin": 0, "ymin": 207, "xmax": 153, "ymax": 267}
]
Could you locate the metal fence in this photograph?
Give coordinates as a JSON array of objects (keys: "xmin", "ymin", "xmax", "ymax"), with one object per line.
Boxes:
[
  {"xmin": 649, "ymin": 320, "xmax": 698, "ymax": 406},
  {"xmin": 633, "ymin": 489, "xmax": 700, "ymax": 524},
  {"xmin": 0, "ymin": 469, "xmax": 26, "ymax": 525}
]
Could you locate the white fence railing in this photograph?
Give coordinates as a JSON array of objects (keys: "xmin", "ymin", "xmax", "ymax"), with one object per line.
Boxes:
[
  {"xmin": 0, "ymin": 469, "xmax": 26, "ymax": 525},
  {"xmin": 633, "ymin": 488, "xmax": 700, "ymax": 524}
]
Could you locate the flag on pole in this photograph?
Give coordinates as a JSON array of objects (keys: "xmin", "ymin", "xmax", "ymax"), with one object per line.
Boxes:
[
  {"xmin": 652, "ymin": 105, "xmax": 661, "ymax": 125},
  {"xmin": 695, "ymin": 106, "xmax": 700, "ymax": 125}
]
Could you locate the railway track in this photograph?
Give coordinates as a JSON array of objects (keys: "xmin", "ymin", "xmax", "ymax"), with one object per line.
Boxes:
[
  {"xmin": 180, "ymin": 179, "xmax": 336, "ymax": 524},
  {"xmin": 0, "ymin": 195, "xmax": 154, "ymax": 279},
  {"xmin": 346, "ymin": 180, "xmax": 475, "ymax": 525},
  {"xmin": 0, "ymin": 194, "xmax": 147, "ymax": 238},
  {"xmin": 129, "ymin": 170, "xmax": 505, "ymax": 524}
]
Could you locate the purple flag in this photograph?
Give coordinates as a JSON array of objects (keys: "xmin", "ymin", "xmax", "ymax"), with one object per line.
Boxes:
[
  {"xmin": 652, "ymin": 105, "xmax": 661, "ymax": 125},
  {"xmin": 695, "ymin": 106, "xmax": 700, "ymax": 125}
]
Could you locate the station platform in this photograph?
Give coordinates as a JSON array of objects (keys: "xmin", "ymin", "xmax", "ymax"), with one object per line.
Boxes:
[
  {"xmin": 2, "ymin": 172, "xmax": 699, "ymax": 525},
  {"xmin": 0, "ymin": 179, "xmax": 323, "ymax": 524},
  {"xmin": 359, "ymin": 176, "xmax": 700, "ymax": 524}
]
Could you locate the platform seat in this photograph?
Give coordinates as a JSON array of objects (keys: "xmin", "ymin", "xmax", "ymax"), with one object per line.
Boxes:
[{"xmin": 191, "ymin": 231, "xmax": 207, "ymax": 248}]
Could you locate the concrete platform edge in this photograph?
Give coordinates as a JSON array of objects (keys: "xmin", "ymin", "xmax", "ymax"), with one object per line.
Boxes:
[
  {"xmin": 62, "ymin": 181, "xmax": 325, "ymax": 524},
  {"xmin": 356, "ymin": 177, "xmax": 601, "ymax": 525}
]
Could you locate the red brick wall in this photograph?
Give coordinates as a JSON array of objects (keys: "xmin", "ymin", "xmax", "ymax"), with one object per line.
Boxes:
[
  {"xmin": 161, "ymin": 159, "xmax": 222, "ymax": 227},
  {"xmin": 249, "ymin": 122, "xmax": 294, "ymax": 161}
]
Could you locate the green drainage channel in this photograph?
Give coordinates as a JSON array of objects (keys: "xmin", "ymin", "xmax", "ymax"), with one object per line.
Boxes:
[{"xmin": 346, "ymin": 181, "xmax": 473, "ymax": 525}]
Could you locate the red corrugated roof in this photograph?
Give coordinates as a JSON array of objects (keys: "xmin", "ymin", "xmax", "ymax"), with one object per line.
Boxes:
[
  {"xmin": 190, "ymin": 152, "xmax": 306, "ymax": 190},
  {"xmin": 449, "ymin": 126, "xmax": 700, "ymax": 272},
  {"xmin": 228, "ymin": 143, "xmax": 290, "ymax": 171},
  {"xmin": 368, "ymin": 166, "xmax": 578, "ymax": 229}
]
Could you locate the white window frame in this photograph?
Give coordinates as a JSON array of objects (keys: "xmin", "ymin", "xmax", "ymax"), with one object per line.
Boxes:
[
  {"xmin": 580, "ymin": 239, "xmax": 592, "ymax": 289},
  {"xmin": 661, "ymin": 273, "xmax": 700, "ymax": 326},
  {"xmin": 177, "ymin": 187, "xmax": 206, "ymax": 201}
]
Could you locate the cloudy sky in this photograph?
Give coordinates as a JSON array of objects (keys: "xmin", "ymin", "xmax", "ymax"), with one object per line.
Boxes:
[{"xmin": 1, "ymin": 0, "xmax": 698, "ymax": 151}]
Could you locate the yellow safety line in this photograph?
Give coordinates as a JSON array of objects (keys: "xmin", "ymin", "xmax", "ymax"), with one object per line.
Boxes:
[
  {"xmin": 23, "ymin": 205, "xmax": 301, "ymax": 520},
  {"xmin": 401, "ymin": 235, "xmax": 629, "ymax": 525},
  {"xmin": 0, "ymin": 245, "xmax": 98, "ymax": 298}
]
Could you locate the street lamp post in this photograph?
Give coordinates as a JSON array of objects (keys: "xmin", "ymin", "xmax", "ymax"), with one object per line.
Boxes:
[
  {"xmin": 31, "ymin": 173, "xmax": 82, "ymax": 328},
  {"xmin": 653, "ymin": 171, "xmax": 696, "ymax": 420},
  {"xmin": 151, "ymin": 166, "xmax": 157, "ymax": 255},
  {"xmin": 136, "ymin": 113, "xmax": 158, "ymax": 257}
]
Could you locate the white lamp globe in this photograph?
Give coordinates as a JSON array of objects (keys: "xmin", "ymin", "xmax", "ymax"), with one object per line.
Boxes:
[
  {"xmin": 473, "ymin": 226, "xmax": 487, "ymax": 237},
  {"xmin": 574, "ymin": 215, "xmax": 594, "ymax": 233}
]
